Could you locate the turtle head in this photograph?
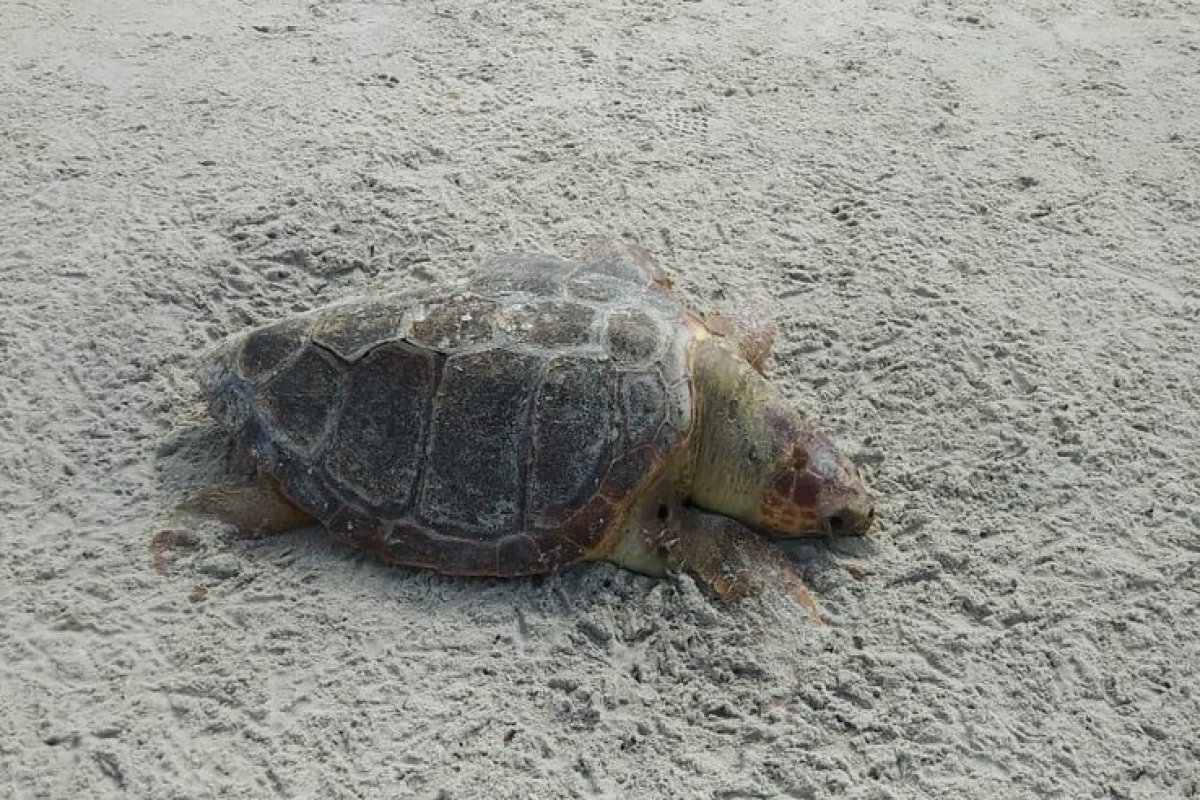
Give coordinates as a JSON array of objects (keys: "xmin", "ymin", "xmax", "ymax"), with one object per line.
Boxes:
[
  {"xmin": 687, "ymin": 337, "xmax": 874, "ymax": 539},
  {"xmin": 754, "ymin": 412, "xmax": 874, "ymax": 538}
]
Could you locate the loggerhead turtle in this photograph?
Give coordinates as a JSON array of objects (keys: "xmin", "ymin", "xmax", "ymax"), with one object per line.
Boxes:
[{"xmin": 179, "ymin": 239, "xmax": 874, "ymax": 615}]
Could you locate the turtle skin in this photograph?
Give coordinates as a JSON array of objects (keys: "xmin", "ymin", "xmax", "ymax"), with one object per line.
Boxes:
[{"xmin": 199, "ymin": 248, "xmax": 694, "ymax": 576}]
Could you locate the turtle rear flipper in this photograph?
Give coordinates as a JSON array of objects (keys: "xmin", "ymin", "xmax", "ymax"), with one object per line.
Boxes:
[
  {"xmin": 150, "ymin": 469, "xmax": 314, "ymax": 575},
  {"xmin": 173, "ymin": 467, "xmax": 314, "ymax": 538}
]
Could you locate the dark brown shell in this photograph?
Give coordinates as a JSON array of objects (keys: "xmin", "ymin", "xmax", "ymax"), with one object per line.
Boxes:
[{"xmin": 200, "ymin": 251, "xmax": 694, "ymax": 576}]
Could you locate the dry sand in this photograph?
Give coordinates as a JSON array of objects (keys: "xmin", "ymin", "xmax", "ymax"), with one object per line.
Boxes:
[{"xmin": 2, "ymin": 0, "xmax": 1198, "ymax": 797}]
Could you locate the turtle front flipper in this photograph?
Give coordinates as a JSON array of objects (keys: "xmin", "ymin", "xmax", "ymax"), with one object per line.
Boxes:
[
  {"xmin": 702, "ymin": 293, "xmax": 778, "ymax": 374},
  {"xmin": 633, "ymin": 503, "xmax": 820, "ymax": 623},
  {"xmin": 172, "ymin": 467, "xmax": 314, "ymax": 538}
]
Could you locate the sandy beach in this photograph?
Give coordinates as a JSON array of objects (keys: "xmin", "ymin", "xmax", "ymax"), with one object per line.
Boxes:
[{"xmin": 2, "ymin": 0, "xmax": 1197, "ymax": 797}]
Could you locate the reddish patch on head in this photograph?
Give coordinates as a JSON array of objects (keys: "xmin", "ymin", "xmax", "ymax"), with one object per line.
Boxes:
[
  {"xmin": 758, "ymin": 445, "xmax": 823, "ymax": 533},
  {"xmin": 787, "ymin": 465, "xmax": 823, "ymax": 506}
]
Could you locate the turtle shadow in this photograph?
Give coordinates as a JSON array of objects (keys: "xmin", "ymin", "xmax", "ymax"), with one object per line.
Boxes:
[
  {"xmin": 149, "ymin": 422, "xmax": 868, "ymax": 616},
  {"xmin": 773, "ymin": 533, "xmax": 883, "ymax": 594},
  {"xmin": 154, "ymin": 418, "xmax": 247, "ymax": 499}
]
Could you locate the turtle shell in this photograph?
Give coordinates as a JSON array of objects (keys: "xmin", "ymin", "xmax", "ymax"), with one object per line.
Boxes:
[{"xmin": 200, "ymin": 252, "xmax": 695, "ymax": 576}]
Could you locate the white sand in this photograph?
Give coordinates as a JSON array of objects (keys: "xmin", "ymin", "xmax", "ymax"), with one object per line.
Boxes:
[{"xmin": 2, "ymin": 0, "xmax": 1198, "ymax": 797}]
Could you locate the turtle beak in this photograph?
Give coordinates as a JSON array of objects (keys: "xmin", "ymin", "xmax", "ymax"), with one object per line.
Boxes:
[
  {"xmin": 804, "ymin": 429, "xmax": 875, "ymax": 538},
  {"xmin": 820, "ymin": 501, "xmax": 875, "ymax": 537}
]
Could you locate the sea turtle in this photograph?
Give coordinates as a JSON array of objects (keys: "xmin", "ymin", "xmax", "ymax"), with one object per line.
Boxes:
[{"xmin": 178, "ymin": 239, "xmax": 874, "ymax": 615}]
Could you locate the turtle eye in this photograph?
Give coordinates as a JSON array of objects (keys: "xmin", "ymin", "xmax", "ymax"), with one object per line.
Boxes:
[{"xmin": 827, "ymin": 514, "xmax": 847, "ymax": 534}]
